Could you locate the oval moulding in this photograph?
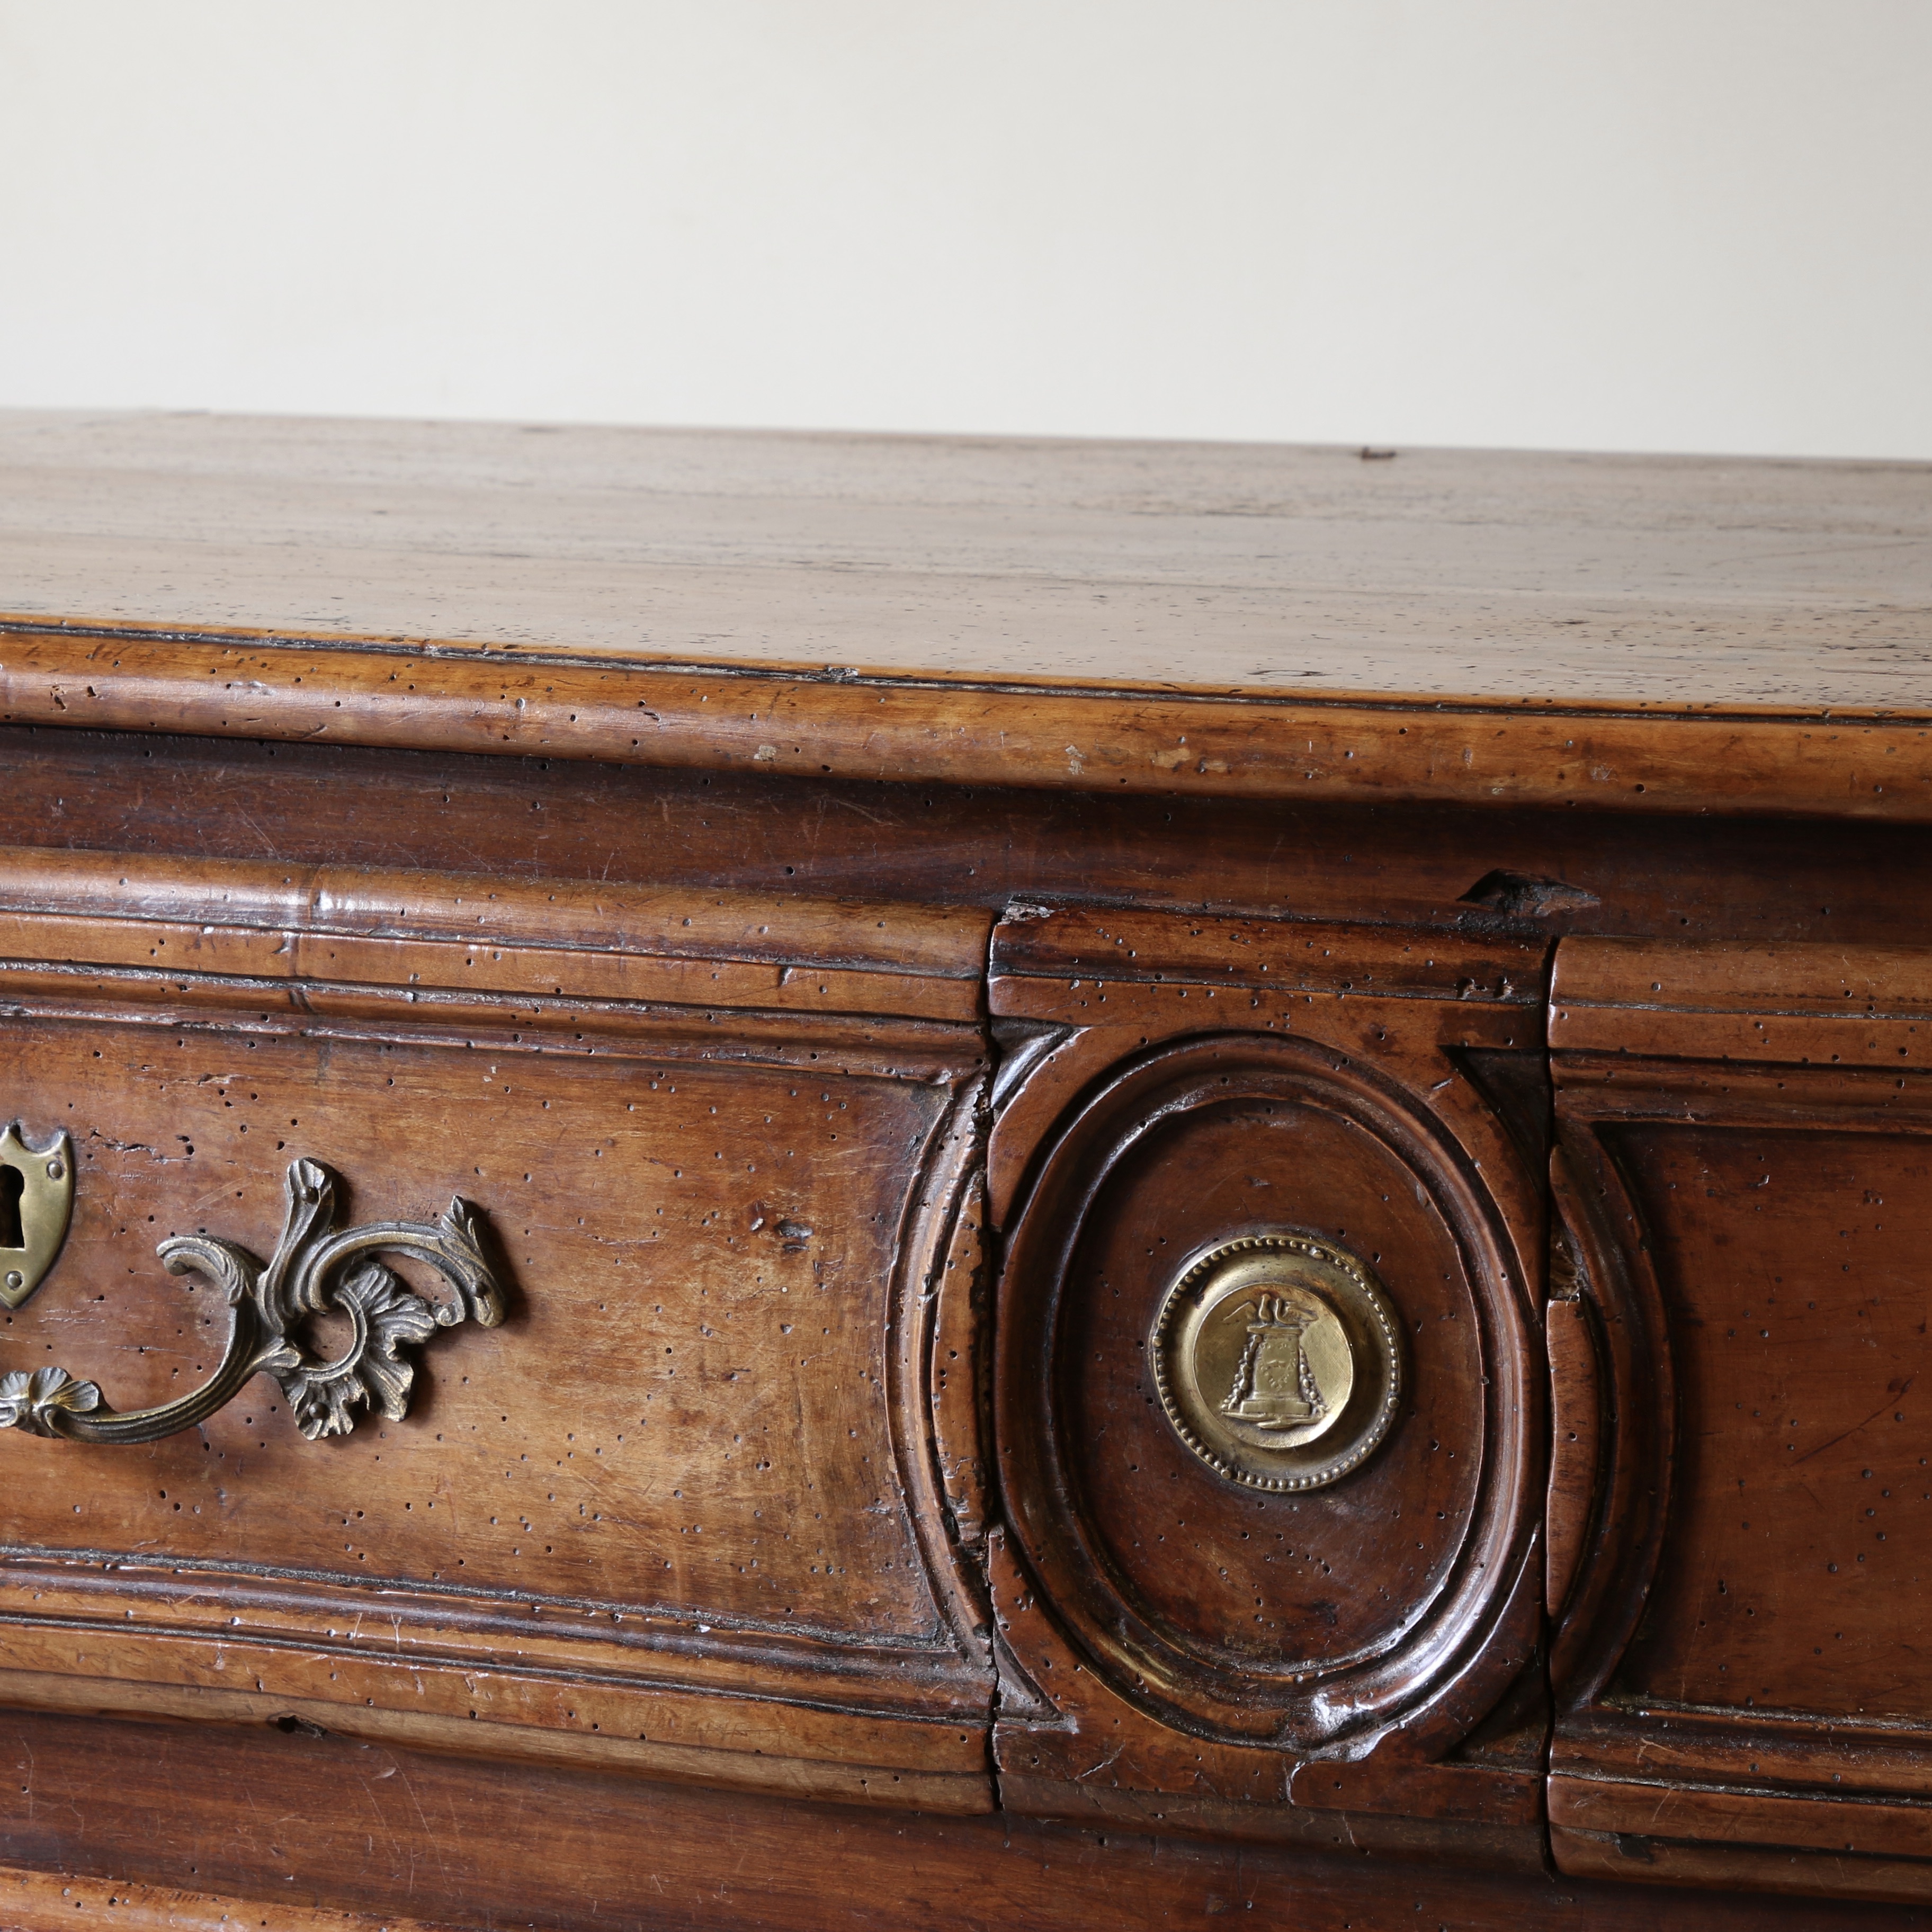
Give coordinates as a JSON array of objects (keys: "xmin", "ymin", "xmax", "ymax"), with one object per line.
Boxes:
[{"xmin": 994, "ymin": 1031, "xmax": 1541, "ymax": 1751}]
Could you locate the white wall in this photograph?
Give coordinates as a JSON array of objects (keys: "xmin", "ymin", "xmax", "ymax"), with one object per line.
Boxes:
[{"xmin": 2, "ymin": 2, "xmax": 1928, "ymax": 459}]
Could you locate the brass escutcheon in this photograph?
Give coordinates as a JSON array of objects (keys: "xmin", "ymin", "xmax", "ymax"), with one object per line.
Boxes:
[
  {"xmin": 0, "ymin": 1122, "xmax": 74, "ymax": 1310},
  {"xmin": 1150, "ymin": 1230, "xmax": 1403, "ymax": 1491}
]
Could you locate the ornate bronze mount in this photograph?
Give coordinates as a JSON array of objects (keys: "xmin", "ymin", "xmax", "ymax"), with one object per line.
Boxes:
[
  {"xmin": 1151, "ymin": 1230, "xmax": 1402, "ymax": 1491},
  {"xmin": 0, "ymin": 1158, "xmax": 506, "ymax": 1445},
  {"xmin": 0, "ymin": 1122, "xmax": 74, "ymax": 1309}
]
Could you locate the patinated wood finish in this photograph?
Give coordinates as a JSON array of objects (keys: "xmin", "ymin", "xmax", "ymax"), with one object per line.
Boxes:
[{"xmin": 0, "ymin": 414, "xmax": 1930, "ymax": 1926}]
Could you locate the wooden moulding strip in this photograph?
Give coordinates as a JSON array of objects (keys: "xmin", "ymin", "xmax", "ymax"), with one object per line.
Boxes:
[
  {"xmin": 990, "ymin": 902, "xmax": 1546, "ymax": 1003},
  {"xmin": 8, "ymin": 619, "xmax": 1932, "ymax": 821},
  {"xmin": 0, "ymin": 845, "xmax": 990, "ymax": 1024},
  {"xmin": 0, "ymin": 966, "xmax": 983, "ymax": 1084},
  {"xmin": 0, "ymin": 1563, "xmax": 987, "ymax": 1721},
  {"xmin": 1543, "ymin": 1295, "xmax": 1603, "ymax": 1622},
  {"xmin": 1549, "ymin": 1771, "xmax": 1932, "ymax": 1866},
  {"xmin": 1553, "ymin": 936, "xmax": 1932, "ymax": 1018},
  {"xmin": 0, "ymin": 1621, "xmax": 991, "ymax": 1787},
  {"xmin": 1549, "ymin": 1826, "xmax": 1932, "ymax": 1908},
  {"xmin": 0, "ymin": 1865, "xmax": 464, "ymax": 1932},
  {"xmin": 987, "ymin": 974, "xmax": 1542, "ymax": 1037},
  {"xmin": 1550, "ymin": 936, "xmax": 1932, "ymax": 1067},
  {"xmin": 1554, "ymin": 1711, "xmax": 1932, "ymax": 1802},
  {"xmin": 0, "ymin": 1670, "xmax": 992, "ymax": 1815},
  {"xmin": 0, "ymin": 844, "xmax": 990, "ymax": 976}
]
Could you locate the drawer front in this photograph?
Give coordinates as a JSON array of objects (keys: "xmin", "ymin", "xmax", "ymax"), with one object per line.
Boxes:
[
  {"xmin": 1548, "ymin": 938, "xmax": 1932, "ymax": 1902},
  {"xmin": 0, "ymin": 849, "xmax": 993, "ymax": 1809},
  {"xmin": 982, "ymin": 905, "xmax": 1553, "ymax": 1848}
]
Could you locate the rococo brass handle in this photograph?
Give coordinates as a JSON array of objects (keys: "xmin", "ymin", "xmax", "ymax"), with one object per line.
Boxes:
[{"xmin": 0, "ymin": 1158, "xmax": 506, "ymax": 1445}]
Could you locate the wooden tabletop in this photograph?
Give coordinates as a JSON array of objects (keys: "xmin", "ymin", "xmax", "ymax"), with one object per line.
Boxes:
[{"xmin": 3, "ymin": 410, "xmax": 1929, "ymax": 818}]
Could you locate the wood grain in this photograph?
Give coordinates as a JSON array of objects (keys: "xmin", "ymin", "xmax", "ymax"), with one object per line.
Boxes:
[
  {"xmin": 986, "ymin": 912, "xmax": 1546, "ymax": 1832},
  {"xmin": 9, "ymin": 415, "xmax": 1932, "ymax": 1909},
  {"xmin": 1550, "ymin": 1824, "xmax": 1932, "ymax": 1912},
  {"xmin": 8, "ymin": 620, "xmax": 1932, "ymax": 822},
  {"xmin": 1552, "ymin": 935, "xmax": 1932, "ymax": 1064},
  {"xmin": 0, "ymin": 1707, "xmax": 1911, "ymax": 1931},
  {"xmin": 1548, "ymin": 936, "xmax": 1932, "ymax": 1897},
  {"xmin": 1597, "ymin": 1105, "xmax": 1932, "ymax": 1718},
  {"xmin": 0, "ymin": 1866, "xmax": 460, "ymax": 1932},
  {"xmin": 11, "ymin": 726, "xmax": 1932, "ymax": 949},
  {"xmin": 0, "ymin": 843, "xmax": 990, "ymax": 1022},
  {"xmin": 1551, "ymin": 1774, "xmax": 1932, "ymax": 1901},
  {"xmin": 2, "ymin": 409, "xmax": 1931, "ymax": 820},
  {"xmin": 2, "ymin": 412, "xmax": 1928, "ymax": 707},
  {"xmin": 0, "ymin": 853, "xmax": 991, "ymax": 1802},
  {"xmin": 1544, "ymin": 1291, "xmax": 1603, "ymax": 1621},
  {"xmin": 988, "ymin": 900, "xmax": 1546, "ymax": 1001}
]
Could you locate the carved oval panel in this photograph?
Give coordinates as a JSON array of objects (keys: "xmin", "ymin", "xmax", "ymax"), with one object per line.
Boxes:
[{"xmin": 994, "ymin": 1032, "xmax": 1539, "ymax": 1749}]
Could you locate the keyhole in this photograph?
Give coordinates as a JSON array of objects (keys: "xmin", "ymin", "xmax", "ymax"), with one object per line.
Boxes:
[{"xmin": 0, "ymin": 1165, "xmax": 23, "ymax": 1250}]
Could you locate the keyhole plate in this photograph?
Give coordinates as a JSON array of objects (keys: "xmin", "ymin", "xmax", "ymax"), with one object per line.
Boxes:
[{"xmin": 0, "ymin": 1122, "xmax": 75, "ymax": 1309}]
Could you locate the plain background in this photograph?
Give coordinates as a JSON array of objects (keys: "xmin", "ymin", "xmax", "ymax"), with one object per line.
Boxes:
[{"xmin": 2, "ymin": 2, "xmax": 1928, "ymax": 460}]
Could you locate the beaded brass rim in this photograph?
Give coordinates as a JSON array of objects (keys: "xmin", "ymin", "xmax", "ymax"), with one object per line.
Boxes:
[{"xmin": 1150, "ymin": 1230, "xmax": 1403, "ymax": 1492}]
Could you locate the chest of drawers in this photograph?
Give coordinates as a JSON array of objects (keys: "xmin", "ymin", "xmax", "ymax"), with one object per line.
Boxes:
[{"xmin": 0, "ymin": 415, "xmax": 1927, "ymax": 1928}]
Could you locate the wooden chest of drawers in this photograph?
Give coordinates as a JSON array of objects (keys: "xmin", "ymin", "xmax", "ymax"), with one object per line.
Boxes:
[{"xmin": 0, "ymin": 414, "xmax": 1928, "ymax": 1928}]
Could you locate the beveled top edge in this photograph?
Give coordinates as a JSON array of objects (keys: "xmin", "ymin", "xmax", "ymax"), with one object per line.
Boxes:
[
  {"xmin": 6, "ymin": 611, "xmax": 1931, "ymax": 725},
  {"xmin": 7, "ymin": 615, "xmax": 1932, "ymax": 824}
]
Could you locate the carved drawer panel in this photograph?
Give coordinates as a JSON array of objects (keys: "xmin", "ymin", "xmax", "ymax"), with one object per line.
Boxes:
[
  {"xmin": 1547, "ymin": 938, "xmax": 1932, "ymax": 1904},
  {"xmin": 0, "ymin": 848, "xmax": 992, "ymax": 1809},
  {"xmin": 983, "ymin": 904, "xmax": 1552, "ymax": 1853}
]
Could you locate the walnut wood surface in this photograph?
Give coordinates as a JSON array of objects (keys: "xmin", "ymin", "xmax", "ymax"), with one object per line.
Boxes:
[
  {"xmin": 2, "ymin": 411, "xmax": 1931, "ymax": 820},
  {"xmin": 0, "ymin": 843, "xmax": 989, "ymax": 1022},
  {"xmin": 0, "ymin": 849, "xmax": 991, "ymax": 1809},
  {"xmin": 1548, "ymin": 936, "xmax": 1932, "ymax": 1902},
  {"xmin": 0, "ymin": 1865, "xmax": 458, "ymax": 1932},
  {"xmin": 984, "ymin": 908, "xmax": 1548, "ymax": 1849},
  {"xmin": 13, "ymin": 619, "xmax": 1932, "ymax": 825},
  {"xmin": 5, "ymin": 423, "xmax": 1932, "ymax": 1915},
  {"xmin": 1544, "ymin": 1293, "xmax": 1603, "ymax": 1622},
  {"xmin": 3, "ymin": 412, "xmax": 1928, "ymax": 708},
  {"xmin": 0, "ymin": 1709, "xmax": 1910, "ymax": 1932},
  {"xmin": 9, "ymin": 727, "xmax": 1932, "ymax": 949}
]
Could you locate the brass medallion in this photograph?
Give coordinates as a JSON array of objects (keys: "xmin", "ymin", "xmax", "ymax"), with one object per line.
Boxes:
[{"xmin": 1151, "ymin": 1231, "xmax": 1402, "ymax": 1491}]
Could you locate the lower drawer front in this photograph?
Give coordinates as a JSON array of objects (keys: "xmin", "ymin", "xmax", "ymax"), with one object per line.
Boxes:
[{"xmin": 0, "ymin": 851, "xmax": 992, "ymax": 1808}]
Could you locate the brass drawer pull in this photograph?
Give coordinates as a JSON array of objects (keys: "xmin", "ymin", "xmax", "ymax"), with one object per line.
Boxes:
[{"xmin": 0, "ymin": 1158, "xmax": 506, "ymax": 1445}]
